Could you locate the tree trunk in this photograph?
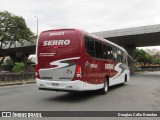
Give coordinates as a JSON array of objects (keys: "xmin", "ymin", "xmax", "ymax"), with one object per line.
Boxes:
[{"xmin": 143, "ymin": 62, "xmax": 146, "ymax": 70}]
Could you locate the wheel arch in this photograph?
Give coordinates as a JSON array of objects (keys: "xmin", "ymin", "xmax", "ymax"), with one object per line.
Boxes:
[{"xmin": 105, "ymin": 75, "xmax": 109, "ymax": 86}]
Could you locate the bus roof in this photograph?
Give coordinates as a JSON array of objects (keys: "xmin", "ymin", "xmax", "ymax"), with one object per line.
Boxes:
[{"xmin": 40, "ymin": 28, "xmax": 128, "ymax": 54}]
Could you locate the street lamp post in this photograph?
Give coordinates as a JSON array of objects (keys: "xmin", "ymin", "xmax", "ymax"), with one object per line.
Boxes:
[{"xmin": 35, "ymin": 16, "xmax": 38, "ymax": 35}]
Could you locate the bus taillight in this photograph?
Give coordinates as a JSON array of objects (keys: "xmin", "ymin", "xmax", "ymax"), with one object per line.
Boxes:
[
  {"xmin": 75, "ymin": 65, "xmax": 82, "ymax": 78},
  {"xmin": 35, "ymin": 64, "xmax": 41, "ymax": 79}
]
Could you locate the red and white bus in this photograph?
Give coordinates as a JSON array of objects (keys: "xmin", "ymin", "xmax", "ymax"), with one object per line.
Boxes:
[{"xmin": 36, "ymin": 29, "xmax": 130, "ymax": 94}]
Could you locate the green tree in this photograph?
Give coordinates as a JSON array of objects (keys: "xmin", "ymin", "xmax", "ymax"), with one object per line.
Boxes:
[
  {"xmin": 135, "ymin": 48, "xmax": 160, "ymax": 70},
  {"xmin": 0, "ymin": 11, "xmax": 34, "ymax": 66},
  {"xmin": 135, "ymin": 49, "xmax": 154, "ymax": 66},
  {"xmin": 144, "ymin": 53, "xmax": 153, "ymax": 69},
  {"xmin": 5, "ymin": 58, "xmax": 13, "ymax": 65},
  {"xmin": 135, "ymin": 49, "xmax": 146, "ymax": 65},
  {"xmin": 144, "ymin": 54, "xmax": 153, "ymax": 64},
  {"xmin": 153, "ymin": 58, "xmax": 160, "ymax": 65},
  {"xmin": 12, "ymin": 62, "xmax": 24, "ymax": 73}
]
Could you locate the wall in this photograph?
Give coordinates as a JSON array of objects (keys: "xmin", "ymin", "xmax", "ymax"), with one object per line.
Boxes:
[{"xmin": 0, "ymin": 72, "xmax": 35, "ymax": 82}]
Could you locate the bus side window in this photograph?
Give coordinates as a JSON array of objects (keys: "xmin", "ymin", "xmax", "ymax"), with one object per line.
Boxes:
[
  {"xmin": 103, "ymin": 44, "xmax": 108, "ymax": 59},
  {"xmin": 122, "ymin": 52, "xmax": 126, "ymax": 64},
  {"xmin": 95, "ymin": 41, "xmax": 103, "ymax": 59},
  {"xmin": 108, "ymin": 46, "xmax": 113, "ymax": 60},
  {"xmin": 113, "ymin": 48, "xmax": 117, "ymax": 62},
  {"xmin": 121, "ymin": 51, "xmax": 123, "ymax": 62},
  {"xmin": 85, "ymin": 37, "xmax": 95, "ymax": 57},
  {"xmin": 117, "ymin": 50, "xmax": 122, "ymax": 62}
]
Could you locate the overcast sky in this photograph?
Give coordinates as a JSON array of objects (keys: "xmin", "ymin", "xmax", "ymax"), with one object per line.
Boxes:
[{"xmin": 1, "ymin": 0, "xmax": 160, "ymax": 49}]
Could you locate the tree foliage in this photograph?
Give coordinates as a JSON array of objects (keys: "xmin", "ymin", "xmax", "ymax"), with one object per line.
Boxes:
[
  {"xmin": 135, "ymin": 49, "xmax": 146, "ymax": 63},
  {"xmin": 0, "ymin": 11, "xmax": 33, "ymax": 66},
  {"xmin": 5, "ymin": 58, "xmax": 13, "ymax": 65},
  {"xmin": 12, "ymin": 62, "xmax": 24, "ymax": 73},
  {"xmin": 135, "ymin": 49, "xmax": 160, "ymax": 66},
  {"xmin": 0, "ymin": 11, "xmax": 33, "ymax": 48}
]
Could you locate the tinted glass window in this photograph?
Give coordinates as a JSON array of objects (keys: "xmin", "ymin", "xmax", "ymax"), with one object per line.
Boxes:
[
  {"xmin": 103, "ymin": 44, "xmax": 108, "ymax": 59},
  {"xmin": 85, "ymin": 37, "xmax": 95, "ymax": 57},
  {"xmin": 95, "ymin": 41, "xmax": 103, "ymax": 59},
  {"xmin": 117, "ymin": 50, "xmax": 122, "ymax": 62},
  {"xmin": 108, "ymin": 46, "xmax": 113, "ymax": 60}
]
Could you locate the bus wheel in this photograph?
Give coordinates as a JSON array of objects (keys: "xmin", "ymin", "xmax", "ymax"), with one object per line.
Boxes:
[
  {"xmin": 99, "ymin": 78, "xmax": 108, "ymax": 95},
  {"xmin": 122, "ymin": 75, "xmax": 127, "ymax": 85}
]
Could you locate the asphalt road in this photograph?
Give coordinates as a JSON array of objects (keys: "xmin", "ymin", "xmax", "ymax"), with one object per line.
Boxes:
[{"xmin": 0, "ymin": 71, "xmax": 160, "ymax": 119}]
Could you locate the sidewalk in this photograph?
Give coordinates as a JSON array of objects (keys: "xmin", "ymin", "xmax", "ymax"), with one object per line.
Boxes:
[{"xmin": 0, "ymin": 79, "xmax": 36, "ymax": 87}]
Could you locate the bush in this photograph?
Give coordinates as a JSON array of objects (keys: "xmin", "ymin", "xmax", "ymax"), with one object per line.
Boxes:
[
  {"xmin": 12, "ymin": 62, "xmax": 24, "ymax": 73},
  {"xmin": 5, "ymin": 58, "xmax": 13, "ymax": 65}
]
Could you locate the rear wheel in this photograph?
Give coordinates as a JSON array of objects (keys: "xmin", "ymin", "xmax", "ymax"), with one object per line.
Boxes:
[
  {"xmin": 99, "ymin": 78, "xmax": 109, "ymax": 95},
  {"xmin": 122, "ymin": 75, "xmax": 127, "ymax": 85}
]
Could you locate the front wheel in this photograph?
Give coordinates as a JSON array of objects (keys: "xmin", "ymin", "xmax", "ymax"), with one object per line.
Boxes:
[{"xmin": 99, "ymin": 78, "xmax": 109, "ymax": 95}]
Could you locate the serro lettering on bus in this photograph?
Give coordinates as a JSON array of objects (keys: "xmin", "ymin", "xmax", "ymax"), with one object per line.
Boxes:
[{"xmin": 43, "ymin": 39, "xmax": 70, "ymax": 46}]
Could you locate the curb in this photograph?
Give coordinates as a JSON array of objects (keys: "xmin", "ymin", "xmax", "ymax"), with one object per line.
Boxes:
[{"xmin": 0, "ymin": 80, "xmax": 36, "ymax": 87}]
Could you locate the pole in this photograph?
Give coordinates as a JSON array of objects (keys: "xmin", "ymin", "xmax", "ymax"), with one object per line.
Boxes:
[{"xmin": 35, "ymin": 16, "xmax": 38, "ymax": 35}]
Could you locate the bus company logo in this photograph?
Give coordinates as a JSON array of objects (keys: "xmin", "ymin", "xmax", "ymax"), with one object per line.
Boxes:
[
  {"xmin": 43, "ymin": 39, "xmax": 70, "ymax": 46},
  {"xmin": 49, "ymin": 32, "xmax": 64, "ymax": 36},
  {"xmin": 66, "ymin": 69, "xmax": 72, "ymax": 74},
  {"xmin": 90, "ymin": 64, "xmax": 98, "ymax": 68},
  {"xmin": 105, "ymin": 64, "xmax": 114, "ymax": 70},
  {"xmin": 49, "ymin": 57, "xmax": 80, "ymax": 70}
]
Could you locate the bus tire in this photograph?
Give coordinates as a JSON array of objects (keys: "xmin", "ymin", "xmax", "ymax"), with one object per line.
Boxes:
[
  {"xmin": 99, "ymin": 78, "xmax": 108, "ymax": 95},
  {"xmin": 122, "ymin": 75, "xmax": 127, "ymax": 85}
]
